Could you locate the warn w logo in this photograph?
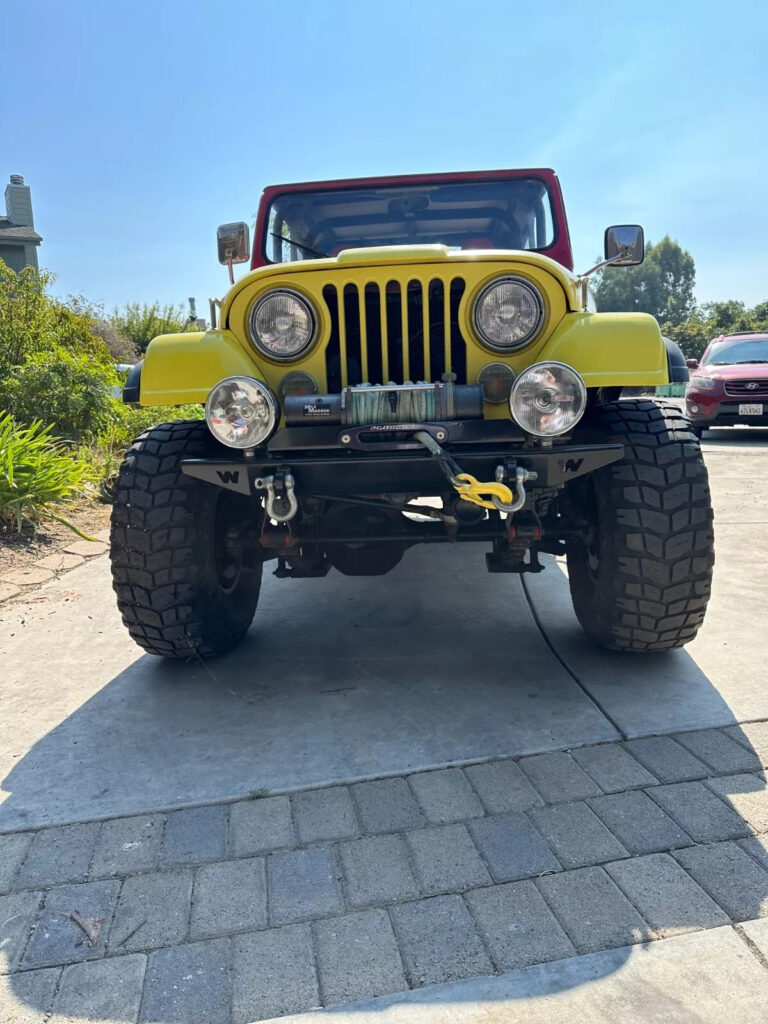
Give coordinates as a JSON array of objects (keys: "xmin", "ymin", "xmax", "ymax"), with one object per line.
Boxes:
[
  {"xmin": 217, "ymin": 470, "xmax": 240, "ymax": 484},
  {"xmin": 559, "ymin": 458, "xmax": 584, "ymax": 473}
]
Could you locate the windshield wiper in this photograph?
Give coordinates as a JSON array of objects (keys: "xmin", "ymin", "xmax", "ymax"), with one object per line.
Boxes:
[{"xmin": 270, "ymin": 232, "xmax": 327, "ymax": 259}]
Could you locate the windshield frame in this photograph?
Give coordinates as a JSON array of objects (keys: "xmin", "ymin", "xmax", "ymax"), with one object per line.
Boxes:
[{"xmin": 253, "ymin": 171, "xmax": 570, "ymax": 270}]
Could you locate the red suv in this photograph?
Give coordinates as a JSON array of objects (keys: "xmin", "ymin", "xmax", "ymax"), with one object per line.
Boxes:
[{"xmin": 686, "ymin": 332, "xmax": 768, "ymax": 437}]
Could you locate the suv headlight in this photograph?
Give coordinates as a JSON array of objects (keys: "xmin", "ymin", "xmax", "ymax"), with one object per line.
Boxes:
[
  {"xmin": 510, "ymin": 361, "xmax": 586, "ymax": 437},
  {"xmin": 205, "ymin": 376, "xmax": 278, "ymax": 449},
  {"xmin": 689, "ymin": 376, "xmax": 716, "ymax": 390},
  {"xmin": 249, "ymin": 289, "xmax": 316, "ymax": 360},
  {"xmin": 472, "ymin": 276, "xmax": 544, "ymax": 351}
]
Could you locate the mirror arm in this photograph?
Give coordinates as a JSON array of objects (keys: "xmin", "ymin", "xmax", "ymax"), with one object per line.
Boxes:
[{"xmin": 577, "ymin": 249, "xmax": 632, "ymax": 311}]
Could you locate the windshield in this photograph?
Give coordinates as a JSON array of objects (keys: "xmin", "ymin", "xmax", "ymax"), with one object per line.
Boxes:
[
  {"xmin": 264, "ymin": 178, "xmax": 555, "ymax": 263},
  {"xmin": 702, "ymin": 338, "xmax": 768, "ymax": 365}
]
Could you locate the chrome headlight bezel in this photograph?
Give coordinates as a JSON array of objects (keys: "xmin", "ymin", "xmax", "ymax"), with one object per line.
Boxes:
[
  {"xmin": 472, "ymin": 275, "xmax": 545, "ymax": 353},
  {"xmin": 249, "ymin": 288, "xmax": 317, "ymax": 362},
  {"xmin": 204, "ymin": 375, "xmax": 279, "ymax": 449}
]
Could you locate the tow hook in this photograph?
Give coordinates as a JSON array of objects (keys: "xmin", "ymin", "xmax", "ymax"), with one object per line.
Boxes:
[{"xmin": 254, "ymin": 467, "xmax": 298, "ymax": 523}]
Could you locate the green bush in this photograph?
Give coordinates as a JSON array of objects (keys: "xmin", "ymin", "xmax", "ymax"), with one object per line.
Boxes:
[
  {"xmin": 0, "ymin": 352, "xmax": 119, "ymax": 441},
  {"xmin": 0, "ymin": 412, "xmax": 88, "ymax": 533},
  {"xmin": 112, "ymin": 301, "xmax": 189, "ymax": 354}
]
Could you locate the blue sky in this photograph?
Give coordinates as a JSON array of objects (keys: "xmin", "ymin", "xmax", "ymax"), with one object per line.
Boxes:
[{"xmin": 3, "ymin": 0, "xmax": 767, "ymax": 314}]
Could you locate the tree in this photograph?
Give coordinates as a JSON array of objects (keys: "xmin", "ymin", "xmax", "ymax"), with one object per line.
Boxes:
[
  {"xmin": 666, "ymin": 299, "xmax": 768, "ymax": 360},
  {"xmin": 592, "ymin": 236, "xmax": 696, "ymax": 327},
  {"xmin": 112, "ymin": 302, "xmax": 189, "ymax": 354}
]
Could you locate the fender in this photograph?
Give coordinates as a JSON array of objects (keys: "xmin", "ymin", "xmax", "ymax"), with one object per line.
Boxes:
[
  {"xmin": 539, "ymin": 311, "xmax": 668, "ymax": 388},
  {"xmin": 136, "ymin": 330, "xmax": 266, "ymax": 406}
]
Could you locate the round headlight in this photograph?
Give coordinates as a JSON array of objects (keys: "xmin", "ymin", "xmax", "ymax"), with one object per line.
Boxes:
[
  {"xmin": 205, "ymin": 376, "xmax": 278, "ymax": 449},
  {"xmin": 510, "ymin": 362, "xmax": 586, "ymax": 437},
  {"xmin": 249, "ymin": 289, "xmax": 316, "ymax": 360},
  {"xmin": 473, "ymin": 276, "xmax": 544, "ymax": 351}
]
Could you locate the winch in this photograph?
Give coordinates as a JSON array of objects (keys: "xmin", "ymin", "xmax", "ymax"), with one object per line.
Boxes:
[{"xmin": 283, "ymin": 381, "xmax": 483, "ymax": 426}]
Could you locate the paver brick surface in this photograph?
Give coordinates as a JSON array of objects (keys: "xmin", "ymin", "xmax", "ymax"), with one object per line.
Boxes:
[
  {"xmin": 0, "ymin": 832, "xmax": 32, "ymax": 893},
  {"xmin": 468, "ymin": 812, "xmax": 560, "ymax": 882},
  {"xmin": 139, "ymin": 938, "xmax": 230, "ymax": 1024},
  {"xmin": 0, "ymin": 582, "xmax": 21, "ymax": 602},
  {"xmin": 230, "ymin": 796, "xmax": 294, "ymax": 856},
  {"xmin": 406, "ymin": 824, "xmax": 491, "ymax": 895},
  {"xmin": 2, "ymin": 566, "xmax": 54, "ymax": 586},
  {"xmin": 648, "ymin": 781, "xmax": 753, "ymax": 842},
  {"xmin": 53, "ymin": 954, "xmax": 146, "ymax": 1022},
  {"xmin": 63, "ymin": 540, "xmax": 108, "ymax": 557},
  {"xmin": 723, "ymin": 721, "xmax": 768, "ymax": 766},
  {"xmin": 408, "ymin": 768, "xmax": 484, "ymax": 823},
  {"xmin": 34, "ymin": 552, "xmax": 83, "ymax": 572},
  {"xmin": 23, "ymin": 880, "xmax": 119, "ymax": 969},
  {"xmin": 293, "ymin": 787, "xmax": 358, "ymax": 843},
  {"xmin": 466, "ymin": 880, "xmax": 575, "ymax": 970},
  {"xmin": 161, "ymin": 805, "xmax": 227, "ymax": 865},
  {"xmin": 190, "ymin": 857, "xmax": 267, "ymax": 939},
  {"xmin": 675, "ymin": 841, "xmax": 768, "ymax": 922},
  {"xmin": 464, "ymin": 760, "xmax": 544, "ymax": 814},
  {"xmin": 673, "ymin": 728, "xmax": 762, "ymax": 774},
  {"xmin": 109, "ymin": 870, "xmax": 193, "ymax": 952},
  {"xmin": 571, "ymin": 743, "xmax": 657, "ymax": 793},
  {"xmin": 740, "ymin": 917, "xmax": 768, "ymax": 959},
  {"xmin": 739, "ymin": 834, "xmax": 768, "ymax": 872},
  {"xmin": 339, "ymin": 834, "xmax": 419, "ymax": 908},
  {"xmin": 623, "ymin": 735, "xmax": 709, "ymax": 783},
  {"xmin": 537, "ymin": 866, "xmax": 648, "ymax": 953},
  {"xmin": 268, "ymin": 847, "xmax": 342, "ymax": 925},
  {"xmin": 233, "ymin": 924, "xmax": 318, "ymax": 1023},
  {"xmin": 352, "ymin": 778, "xmax": 425, "ymax": 833},
  {"xmin": 707, "ymin": 773, "xmax": 768, "ymax": 833},
  {"xmin": 90, "ymin": 814, "xmax": 164, "ymax": 877},
  {"xmin": 605, "ymin": 853, "xmax": 729, "ymax": 937},
  {"xmin": 518, "ymin": 751, "xmax": 603, "ymax": 803},
  {"xmin": 0, "ymin": 967, "xmax": 60, "ymax": 1022},
  {"xmin": 588, "ymin": 790, "xmax": 692, "ymax": 854},
  {"xmin": 0, "ymin": 890, "xmax": 42, "ymax": 972},
  {"xmin": 391, "ymin": 895, "xmax": 492, "ymax": 987},
  {"xmin": 314, "ymin": 910, "xmax": 407, "ymax": 1005},
  {"xmin": 16, "ymin": 823, "xmax": 100, "ymax": 889},
  {"xmin": 529, "ymin": 801, "xmax": 628, "ymax": 869}
]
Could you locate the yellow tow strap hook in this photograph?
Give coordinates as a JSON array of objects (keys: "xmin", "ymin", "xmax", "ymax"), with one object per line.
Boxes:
[{"xmin": 452, "ymin": 473, "xmax": 515, "ymax": 510}]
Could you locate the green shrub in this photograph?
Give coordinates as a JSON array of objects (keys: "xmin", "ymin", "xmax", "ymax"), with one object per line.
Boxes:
[
  {"xmin": 112, "ymin": 301, "xmax": 189, "ymax": 354},
  {"xmin": 0, "ymin": 412, "xmax": 88, "ymax": 534},
  {"xmin": 0, "ymin": 352, "xmax": 119, "ymax": 440}
]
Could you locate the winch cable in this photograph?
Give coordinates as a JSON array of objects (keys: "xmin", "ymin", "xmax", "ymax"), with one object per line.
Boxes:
[{"xmin": 413, "ymin": 430, "xmax": 516, "ymax": 511}]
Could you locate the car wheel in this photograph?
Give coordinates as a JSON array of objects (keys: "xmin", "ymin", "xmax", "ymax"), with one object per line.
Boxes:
[{"xmin": 566, "ymin": 399, "xmax": 714, "ymax": 652}]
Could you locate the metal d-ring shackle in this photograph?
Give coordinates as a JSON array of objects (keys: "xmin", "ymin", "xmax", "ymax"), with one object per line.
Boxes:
[
  {"xmin": 254, "ymin": 473, "xmax": 299, "ymax": 523},
  {"xmin": 413, "ymin": 431, "xmax": 537, "ymax": 515}
]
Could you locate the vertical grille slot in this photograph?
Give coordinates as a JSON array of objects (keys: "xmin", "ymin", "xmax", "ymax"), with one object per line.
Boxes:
[{"xmin": 323, "ymin": 275, "xmax": 467, "ymax": 389}]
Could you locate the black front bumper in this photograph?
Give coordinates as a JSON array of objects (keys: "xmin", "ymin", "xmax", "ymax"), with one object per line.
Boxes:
[{"xmin": 181, "ymin": 420, "xmax": 624, "ymax": 497}]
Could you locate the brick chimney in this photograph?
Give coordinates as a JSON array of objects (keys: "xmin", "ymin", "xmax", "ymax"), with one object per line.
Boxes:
[{"xmin": 5, "ymin": 174, "xmax": 34, "ymax": 227}]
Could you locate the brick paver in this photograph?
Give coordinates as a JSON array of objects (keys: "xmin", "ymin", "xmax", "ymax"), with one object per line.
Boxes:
[
  {"xmin": 408, "ymin": 768, "xmax": 485, "ymax": 823},
  {"xmin": 2, "ymin": 725, "xmax": 768, "ymax": 1021},
  {"xmin": 314, "ymin": 910, "xmax": 406, "ymax": 1004},
  {"xmin": 230, "ymin": 796, "xmax": 294, "ymax": 856}
]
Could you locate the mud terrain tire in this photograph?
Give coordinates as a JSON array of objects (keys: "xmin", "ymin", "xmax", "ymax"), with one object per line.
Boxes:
[
  {"xmin": 566, "ymin": 399, "xmax": 714, "ymax": 652},
  {"xmin": 110, "ymin": 421, "xmax": 261, "ymax": 659}
]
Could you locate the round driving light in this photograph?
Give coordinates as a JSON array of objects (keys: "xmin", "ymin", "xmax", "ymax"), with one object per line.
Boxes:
[
  {"xmin": 205, "ymin": 376, "xmax": 278, "ymax": 449},
  {"xmin": 477, "ymin": 362, "xmax": 516, "ymax": 404},
  {"xmin": 249, "ymin": 289, "xmax": 316, "ymax": 360},
  {"xmin": 510, "ymin": 362, "xmax": 587, "ymax": 437},
  {"xmin": 279, "ymin": 371, "xmax": 319, "ymax": 399},
  {"xmin": 473, "ymin": 276, "xmax": 544, "ymax": 351}
]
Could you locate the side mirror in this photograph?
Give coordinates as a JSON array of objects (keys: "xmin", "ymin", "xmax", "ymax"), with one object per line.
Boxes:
[
  {"xmin": 217, "ymin": 222, "xmax": 250, "ymax": 266},
  {"xmin": 604, "ymin": 225, "xmax": 644, "ymax": 266},
  {"xmin": 686, "ymin": 358, "xmax": 699, "ymax": 370}
]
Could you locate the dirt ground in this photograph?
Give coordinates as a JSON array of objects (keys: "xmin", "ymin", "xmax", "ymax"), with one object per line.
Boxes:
[{"xmin": 0, "ymin": 500, "xmax": 112, "ymax": 575}]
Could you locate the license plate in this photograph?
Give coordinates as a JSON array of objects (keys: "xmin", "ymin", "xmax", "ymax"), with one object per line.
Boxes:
[{"xmin": 739, "ymin": 403, "xmax": 763, "ymax": 416}]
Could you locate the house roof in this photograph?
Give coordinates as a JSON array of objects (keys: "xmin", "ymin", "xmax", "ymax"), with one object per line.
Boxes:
[{"xmin": 0, "ymin": 220, "xmax": 42, "ymax": 243}]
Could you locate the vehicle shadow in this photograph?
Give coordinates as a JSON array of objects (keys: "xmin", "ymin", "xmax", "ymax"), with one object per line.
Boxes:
[{"xmin": 1, "ymin": 544, "xmax": 768, "ymax": 1015}]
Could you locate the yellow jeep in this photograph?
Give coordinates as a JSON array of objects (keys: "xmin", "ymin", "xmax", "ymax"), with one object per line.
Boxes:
[{"xmin": 111, "ymin": 169, "xmax": 713, "ymax": 658}]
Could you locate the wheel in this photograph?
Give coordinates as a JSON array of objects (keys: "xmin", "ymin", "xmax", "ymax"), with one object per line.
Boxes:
[
  {"xmin": 110, "ymin": 421, "xmax": 262, "ymax": 659},
  {"xmin": 691, "ymin": 425, "xmax": 704, "ymax": 439},
  {"xmin": 566, "ymin": 399, "xmax": 714, "ymax": 652}
]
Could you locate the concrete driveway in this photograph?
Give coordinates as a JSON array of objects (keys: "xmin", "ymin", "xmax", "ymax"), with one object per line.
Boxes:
[{"xmin": 1, "ymin": 427, "xmax": 767, "ymax": 1022}]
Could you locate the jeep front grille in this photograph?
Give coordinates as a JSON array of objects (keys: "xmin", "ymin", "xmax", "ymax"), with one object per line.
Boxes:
[
  {"xmin": 723, "ymin": 379, "xmax": 768, "ymax": 398},
  {"xmin": 322, "ymin": 277, "xmax": 467, "ymax": 391}
]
